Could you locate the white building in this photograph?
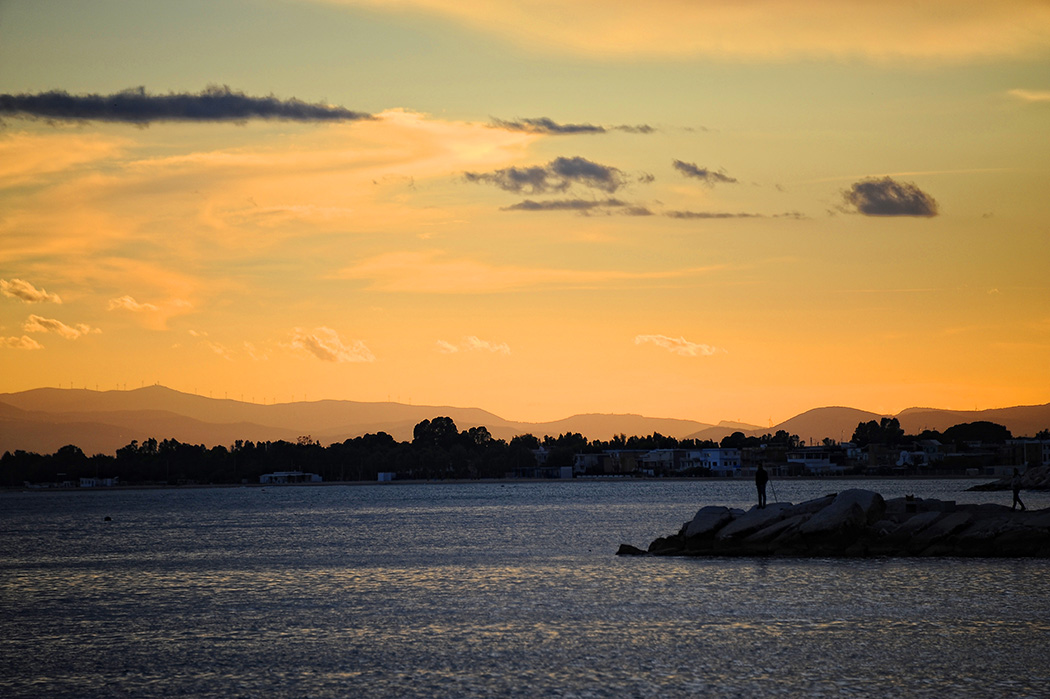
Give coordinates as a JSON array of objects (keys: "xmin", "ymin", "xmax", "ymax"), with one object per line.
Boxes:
[
  {"xmin": 687, "ymin": 448, "xmax": 742, "ymax": 476},
  {"xmin": 787, "ymin": 448, "xmax": 843, "ymax": 474}
]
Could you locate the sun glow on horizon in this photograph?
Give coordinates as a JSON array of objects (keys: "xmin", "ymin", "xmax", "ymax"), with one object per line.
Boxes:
[{"xmin": 1, "ymin": 1, "xmax": 1048, "ymax": 429}]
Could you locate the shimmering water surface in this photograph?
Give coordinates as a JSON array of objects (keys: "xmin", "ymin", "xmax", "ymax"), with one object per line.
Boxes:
[{"xmin": 3, "ymin": 479, "xmax": 1049, "ymax": 697}]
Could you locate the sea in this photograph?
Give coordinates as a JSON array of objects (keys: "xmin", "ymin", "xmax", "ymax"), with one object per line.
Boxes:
[{"xmin": 2, "ymin": 479, "xmax": 1049, "ymax": 698}]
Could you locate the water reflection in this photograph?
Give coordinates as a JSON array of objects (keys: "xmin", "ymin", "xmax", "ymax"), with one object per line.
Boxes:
[{"xmin": 3, "ymin": 482, "xmax": 1050, "ymax": 697}]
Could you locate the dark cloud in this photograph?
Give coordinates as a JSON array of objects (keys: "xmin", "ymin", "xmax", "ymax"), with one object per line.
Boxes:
[
  {"xmin": 465, "ymin": 156, "xmax": 627, "ymax": 194},
  {"xmin": 491, "ymin": 117, "xmax": 655, "ymax": 135},
  {"xmin": 503, "ymin": 199, "xmax": 653, "ymax": 216},
  {"xmin": 665, "ymin": 210, "xmax": 806, "ymax": 220},
  {"xmin": 672, "ymin": 159, "xmax": 738, "ymax": 186},
  {"xmin": 665, "ymin": 210, "xmax": 760, "ymax": 219},
  {"xmin": 0, "ymin": 85, "xmax": 373, "ymax": 124},
  {"xmin": 503, "ymin": 198, "xmax": 628, "ymax": 211},
  {"xmin": 491, "ymin": 117, "xmax": 605, "ymax": 135},
  {"xmin": 842, "ymin": 177, "xmax": 938, "ymax": 217}
]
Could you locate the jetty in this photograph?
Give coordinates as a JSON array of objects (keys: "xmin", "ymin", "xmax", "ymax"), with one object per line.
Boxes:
[{"xmin": 618, "ymin": 488, "xmax": 1050, "ymax": 558}]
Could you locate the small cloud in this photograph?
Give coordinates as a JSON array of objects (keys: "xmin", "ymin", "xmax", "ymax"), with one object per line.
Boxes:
[
  {"xmin": 1, "ymin": 335, "xmax": 44, "ymax": 350},
  {"xmin": 665, "ymin": 210, "xmax": 761, "ymax": 219},
  {"xmin": 465, "ymin": 156, "xmax": 627, "ymax": 194},
  {"xmin": 186, "ymin": 330, "xmax": 235, "ymax": 360},
  {"xmin": 291, "ymin": 327, "xmax": 375, "ymax": 363},
  {"xmin": 672, "ymin": 160, "xmax": 738, "ymax": 186},
  {"xmin": 204, "ymin": 340, "xmax": 234, "ymax": 360},
  {"xmin": 664, "ymin": 209, "xmax": 805, "ymax": 220},
  {"xmin": 23, "ymin": 314, "xmax": 100, "ymax": 340},
  {"xmin": 438, "ymin": 336, "xmax": 510, "ymax": 354},
  {"xmin": 842, "ymin": 177, "xmax": 938, "ymax": 217},
  {"xmin": 464, "ymin": 335, "xmax": 511, "ymax": 354},
  {"xmin": 503, "ymin": 198, "xmax": 654, "ymax": 216},
  {"xmin": 107, "ymin": 295, "xmax": 159, "ymax": 312},
  {"xmin": 1007, "ymin": 89, "xmax": 1050, "ymax": 103},
  {"xmin": 503, "ymin": 197, "xmax": 630, "ymax": 212},
  {"xmin": 491, "ymin": 117, "xmax": 605, "ymax": 135},
  {"xmin": 244, "ymin": 342, "xmax": 269, "ymax": 361},
  {"xmin": 634, "ymin": 334, "xmax": 723, "ymax": 357},
  {"xmin": 0, "ymin": 85, "xmax": 374, "ymax": 124},
  {"xmin": 490, "ymin": 117, "xmax": 656, "ymax": 135},
  {"xmin": 0, "ymin": 279, "xmax": 62, "ymax": 304}
]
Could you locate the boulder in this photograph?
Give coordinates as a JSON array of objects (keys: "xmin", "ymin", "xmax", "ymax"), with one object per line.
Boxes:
[
  {"xmin": 743, "ymin": 514, "xmax": 807, "ymax": 551},
  {"xmin": 630, "ymin": 489, "xmax": 1050, "ymax": 558},
  {"xmin": 684, "ymin": 506, "xmax": 736, "ymax": 538},
  {"xmin": 909, "ymin": 511, "xmax": 974, "ymax": 555},
  {"xmin": 616, "ymin": 543, "xmax": 648, "ymax": 556},
  {"xmin": 799, "ymin": 489, "xmax": 885, "ymax": 535},
  {"xmin": 716, "ymin": 503, "xmax": 793, "ymax": 541}
]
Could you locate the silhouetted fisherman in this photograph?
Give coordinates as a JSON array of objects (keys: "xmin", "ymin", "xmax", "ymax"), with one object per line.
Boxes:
[
  {"xmin": 755, "ymin": 464, "xmax": 769, "ymax": 509},
  {"xmin": 1012, "ymin": 468, "xmax": 1026, "ymax": 511}
]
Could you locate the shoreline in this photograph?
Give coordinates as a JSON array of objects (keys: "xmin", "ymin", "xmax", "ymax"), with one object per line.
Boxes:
[{"xmin": 2, "ymin": 473, "xmax": 1009, "ymax": 493}]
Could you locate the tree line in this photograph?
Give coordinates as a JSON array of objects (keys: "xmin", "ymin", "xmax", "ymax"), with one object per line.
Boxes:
[
  {"xmin": 1, "ymin": 415, "xmax": 769, "ymax": 486},
  {"xmin": 3, "ymin": 415, "xmax": 1044, "ymax": 487}
]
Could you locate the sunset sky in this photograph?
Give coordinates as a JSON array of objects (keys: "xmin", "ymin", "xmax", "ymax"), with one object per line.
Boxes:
[{"xmin": 1, "ymin": 0, "xmax": 1048, "ymax": 426}]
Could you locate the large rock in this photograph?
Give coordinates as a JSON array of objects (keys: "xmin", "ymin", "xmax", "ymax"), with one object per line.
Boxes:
[
  {"xmin": 799, "ymin": 489, "xmax": 886, "ymax": 535},
  {"xmin": 620, "ymin": 489, "xmax": 1050, "ymax": 558},
  {"xmin": 716, "ymin": 503, "xmax": 792, "ymax": 541},
  {"xmin": 683, "ymin": 506, "xmax": 736, "ymax": 538}
]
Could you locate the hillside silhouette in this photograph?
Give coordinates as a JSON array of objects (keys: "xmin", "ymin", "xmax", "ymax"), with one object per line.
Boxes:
[{"xmin": 1, "ymin": 385, "xmax": 1048, "ymax": 455}]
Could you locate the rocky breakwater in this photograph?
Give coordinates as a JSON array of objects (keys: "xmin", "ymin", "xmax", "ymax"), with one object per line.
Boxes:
[
  {"xmin": 617, "ymin": 489, "xmax": 1050, "ymax": 558},
  {"xmin": 968, "ymin": 464, "xmax": 1050, "ymax": 492}
]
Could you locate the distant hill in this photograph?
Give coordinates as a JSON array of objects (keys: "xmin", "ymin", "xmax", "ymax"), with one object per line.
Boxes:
[
  {"xmin": 771, "ymin": 407, "xmax": 889, "ymax": 445},
  {"xmin": 0, "ymin": 386, "xmax": 709, "ymax": 455},
  {"xmin": 896, "ymin": 404, "xmax": 1050, "ymax": 438},
  {"xmin": 514, "ymin": 413, "xmax": 714, "ymax": 442},
  {"xmin": 0, "ymin": 386, "xmax": 1047, "ymax": 455}
]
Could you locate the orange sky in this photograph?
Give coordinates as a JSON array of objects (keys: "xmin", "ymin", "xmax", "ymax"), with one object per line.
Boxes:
[{"xmin": 1, "ymin": 0, "xmax": 1048, "ymax": 425}]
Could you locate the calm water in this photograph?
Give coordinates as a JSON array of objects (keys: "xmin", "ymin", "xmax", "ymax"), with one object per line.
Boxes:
[{"xmin": 2, "ymin": 479, "xmax": 1049, "ymax": 697}]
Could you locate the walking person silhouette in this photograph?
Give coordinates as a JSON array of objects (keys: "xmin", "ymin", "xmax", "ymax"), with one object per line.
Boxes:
[{"xmin": 1012, "ymin": 468, "xmax": 1026, "ymax": 511}]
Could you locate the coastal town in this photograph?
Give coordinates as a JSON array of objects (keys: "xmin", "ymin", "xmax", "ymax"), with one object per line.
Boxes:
[{"xmin": 6, "ymin": 416, "xmax": 1050, "ymax": 488}]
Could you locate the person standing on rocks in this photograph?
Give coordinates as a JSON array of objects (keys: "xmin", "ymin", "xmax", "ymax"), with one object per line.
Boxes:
[
  {"xmin": 1012, "ymin": 468, "xmax": 1026, "ymax": 511},
  {"xmin": 756, "ymin": 464, "xmax": 769, "ymax": 509}
]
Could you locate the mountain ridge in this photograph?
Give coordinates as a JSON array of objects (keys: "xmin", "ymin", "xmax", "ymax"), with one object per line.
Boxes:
[{"xmin": 0, "ymin": 386, "xmax": 1047, "ymax": 456}]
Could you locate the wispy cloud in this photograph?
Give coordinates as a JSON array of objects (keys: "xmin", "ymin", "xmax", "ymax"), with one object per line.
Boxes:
[
  {"xmin": 490, "ymin": 117, "xmax": 654, "ymax": 135},
  {"xmin": 1007, "ymin": 88, "xmax": 1050, "ymax": 103},
  {"xmin": 0, "ymin": 85, "xmax": 373, "ymax": 124},
  {"xmin": 338, "ymin": 251, "xmax": 726, "ymax": 293},
  {"xmin": 665, "ymin": 210, "xmax": 805, "ymax": 220},
  {"xmin": 187, "ymin": 330, "xmax": 234, "ymax": 360},
  {"xmin": 0, "ymin": 335, "xmax": 44, "ymax": 350},
  {"xmin": 324, "ymin": 1, "xmax": 1050, "ymax": 61},
  {"xmin": 503, "ymin": 198, "xmax": 653, "ymax": 216},
  {"xmin": 465, "ymin": 156, "xmax": 627, "ymax": 194},
  {"xmin": 673, "ymin": 160, "xmax": 737, "ymax": 186},
  {"xmin": 107, "ymin": 295, "xmax": 159, "ymax": 312},
  {"xmin": 842, "ymin": 177, "xmax": 938, "ymax": 217},
  {"xmin": 437, "ymin": 335, "xmax": 511, "ymax": 354},
  {"xmin": 634, "ymin": 334, "xmax": 723, "ymax": 357},
  {"xmin": 23, "ymin": 314, "xmax": 100, "ymax": 340},
  {"xmin": 290, "ymin": 327, "xmax": 375, "ymax": 363},
  {"xmin": 0, "ymin": 278, "xmax": 62, "ymax": 304}
]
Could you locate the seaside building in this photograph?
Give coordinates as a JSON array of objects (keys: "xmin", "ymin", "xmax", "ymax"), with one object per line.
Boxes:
[
  {"xmin": 787, "ymin": 447, "xmax": 845, "ymax": 475},
  {"xmin": 687, "ymin": 448, "xmax": 742, "ymax": 476}
]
